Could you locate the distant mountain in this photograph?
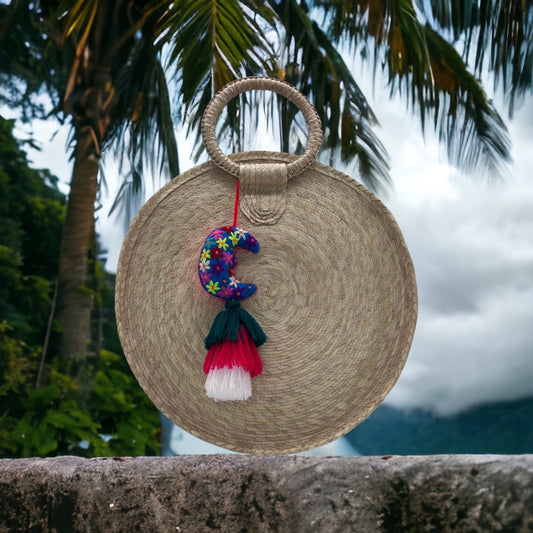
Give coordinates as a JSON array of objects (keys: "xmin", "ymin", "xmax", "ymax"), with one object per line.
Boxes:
[{"xmin": 346, "ymin": 396, "xmax": 533, "ymax": 455}]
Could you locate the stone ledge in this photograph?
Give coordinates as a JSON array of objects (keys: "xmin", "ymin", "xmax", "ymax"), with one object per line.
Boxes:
[{"xmin": 1, "ymin": 455, "xmax": 532, "ymax": 532}]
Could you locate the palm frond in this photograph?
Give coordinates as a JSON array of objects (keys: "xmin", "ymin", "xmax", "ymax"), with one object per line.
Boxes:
[
  {"xmin": 426, "ymin": 25, "xmax": 512, "ymax": 177},
  {"xmin": 317, "ymin": 0, "xmax": 386, "ymax": 42},
  {"xmin": 107, "ymin": 165, "xmax": 146, "ymax": 228},
  {"xmin": 111, "ymin": 43, "xmax": 179, "ymax": 175},
  {"xmin": 164, "ymin": 0, "xmax": 275, "ymax": 156},
  {"xmin": 423, "ymin": 0, "xmax": 533, "ymax": 117},
  {"xmin": 107, "ymin": 25, "xmax": 180, "ymax": 226},
  {"xmin": 320, "ymin": 0, "xmax": 512, "ymax": 178},
  {"xmin": 270, "ymin": 0, "xmax": 391, "ymax": 192},
  {"xmin": 56, "ymin": 0, "xmax": 99, "ymax": 102}
]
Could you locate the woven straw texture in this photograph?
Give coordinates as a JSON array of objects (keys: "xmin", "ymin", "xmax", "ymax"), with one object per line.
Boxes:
[{"xmin": 115, "ymin": 150, "xmax": 418, "ymax": 455}]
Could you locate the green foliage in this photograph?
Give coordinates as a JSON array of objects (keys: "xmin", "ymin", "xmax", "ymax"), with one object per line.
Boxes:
[
  {"xmin": 88, "ymin": 350, "xmax": 161, "ymax": 456},
  {"xmin": 0, "ymin": 1, "xmax": 61, "ymax": 118},
  {"xmin": 0, "ymin": 117, "xmax": 65, "ymax": 344},
  {"xmin": 0, "ymin": 321, "xmax": 40, "ymax": 455},
  {"xmin": 0, "ymin": 117, "xmax": 161, "ymax": 458},
  {"xmin": 2, "ymin": 348, "xmax": 161, "ymax": 458},
  {"xmin": 11, "ymin": 381, "xmax": 100, "ymax": 457}
]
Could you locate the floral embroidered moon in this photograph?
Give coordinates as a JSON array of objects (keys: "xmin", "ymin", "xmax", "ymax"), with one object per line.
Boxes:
[{"xmin": 198, "ymin": 226, "xmax": 259, "ymax": 300}]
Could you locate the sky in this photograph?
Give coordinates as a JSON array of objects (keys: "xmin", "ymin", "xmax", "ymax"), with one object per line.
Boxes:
[
  {"xmin": 9, "ymin": 68, "xmax": 533, "ymax": 421},
  {"xmin": 366, "ymin": 87, "xmax": 533, "ymax": 416}
]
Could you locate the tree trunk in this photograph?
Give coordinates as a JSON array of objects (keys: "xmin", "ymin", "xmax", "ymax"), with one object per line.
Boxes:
[{"xmin": 56, "ymin": 130, "xmax": 100, "ymax": 361}]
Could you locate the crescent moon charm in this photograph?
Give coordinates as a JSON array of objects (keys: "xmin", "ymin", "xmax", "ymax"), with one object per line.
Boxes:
[{"xmin": 198, "ymin": 226, "xmax": 259, "ymax": 300}]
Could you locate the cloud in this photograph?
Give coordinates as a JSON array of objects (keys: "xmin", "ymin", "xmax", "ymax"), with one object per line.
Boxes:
[{"xmin": 378, "ymin": 95, "xmax": 533, "ymax": 415}]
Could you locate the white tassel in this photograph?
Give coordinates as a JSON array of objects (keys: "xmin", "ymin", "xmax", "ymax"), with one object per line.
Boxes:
[{"xmin": 205, "ymin": 366, "xmax": 252, "ymax": 401}]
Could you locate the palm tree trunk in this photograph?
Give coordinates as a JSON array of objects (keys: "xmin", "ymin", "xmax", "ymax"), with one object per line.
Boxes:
[{"xmin": 56, "ymin": 129, "xmax": 100, "ymax": 361}]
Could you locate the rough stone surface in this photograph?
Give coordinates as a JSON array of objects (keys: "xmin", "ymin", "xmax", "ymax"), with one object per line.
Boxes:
[{"xmin": 0, "ymin": 455, "xmax": 532, "ymax": 532}]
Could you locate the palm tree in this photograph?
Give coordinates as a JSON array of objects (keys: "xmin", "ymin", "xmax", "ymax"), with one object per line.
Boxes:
[
  {"xmin": 2, "ymin": 0, "xmax": 530, "ymax": 365},
  {"xmin": 33, "ymin": 0, "xmax": 180, "ymax": 361}
]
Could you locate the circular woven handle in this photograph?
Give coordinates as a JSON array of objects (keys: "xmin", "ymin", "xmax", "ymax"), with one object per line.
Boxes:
[{"xmin": 201, "ymin": 77, "xmax": 323, "ymax": 178}]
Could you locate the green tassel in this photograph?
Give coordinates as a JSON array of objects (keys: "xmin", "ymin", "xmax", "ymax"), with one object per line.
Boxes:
[
  {"xmin": 204, "ymin": 300, "xmax": 267, "ymax": 350},
  {"xmin": 238, "ymin": 307, "xmax": 267, "ymax": 348}
]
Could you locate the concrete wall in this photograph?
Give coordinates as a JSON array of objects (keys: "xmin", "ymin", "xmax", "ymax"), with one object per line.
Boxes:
[{"xmin": 1, "ymin": 455, "xmax": 532, "ymax": 532}]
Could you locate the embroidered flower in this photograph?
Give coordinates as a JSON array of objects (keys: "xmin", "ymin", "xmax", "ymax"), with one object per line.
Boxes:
[
  {"xmin": 234, "ymin": 227, "xmax": 247, "ymax": 240},
  {"xmin": 199, "ymin": 259, "xmax": 210, "ymax": 273},
  {"xmin": 201, "ymin": 248, "xmax": 211, "ymax": 261},
  {"xmin": 219, "ymin": 286, "xmax": 234, "ymax": 299},
  {"xmin": 200, "ymin": 271, "xmax": 210, "ymax": 285},
  {"xmin": 228, "ymin": 232, "xmax": 239, "ymax": 246},
  {"xmin": 203, "ymin": 237, "xmax": 216, "ymax": 249},
  {"xmin": 210, "ymin": 228, "xmax": 225, "ymax": 240},
  {"xmin": 221, "ymin": 251, "xmax": 234, "ymax": 266},
  {"xmin": 216, "ymin": 237, "xmax": 229, "ymax": 250},
  {"xmin": 211, "ymin": 247, "xmax": 222, "ymax": 260},
  {"xmin": 206, "ymin": 280, "xmax": 220, "ymax": 295},
  {"xmin": 229, "ymin": 275, "xmax": 239, "ymax": 288},
  {"xmin": 211, "ymin": 262, "xmax": 223, "ymax": 276}
]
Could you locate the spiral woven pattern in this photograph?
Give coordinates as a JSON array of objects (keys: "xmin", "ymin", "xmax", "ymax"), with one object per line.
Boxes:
[{"xmin": 115, "ymin": 152, "xmax": 418, "ymax": 454}]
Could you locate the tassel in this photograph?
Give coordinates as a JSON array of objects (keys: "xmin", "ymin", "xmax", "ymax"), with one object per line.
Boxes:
[{"xmin": 203, "ymin": 300, "xmax": 266, "ymax": 401}]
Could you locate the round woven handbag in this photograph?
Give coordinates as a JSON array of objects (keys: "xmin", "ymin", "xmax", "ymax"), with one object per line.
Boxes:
[{"xmin": 115, "ymin": 77, "xmax": 417, "ymax": 454}]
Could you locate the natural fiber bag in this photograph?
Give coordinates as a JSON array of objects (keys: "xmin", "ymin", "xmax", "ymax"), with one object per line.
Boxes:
[{"xmin": 115, "ymin": 77, "xmax": 417, "ymax": 454}]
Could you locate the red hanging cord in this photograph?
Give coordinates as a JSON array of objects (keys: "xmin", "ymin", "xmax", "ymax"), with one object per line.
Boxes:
[{"xmin": 233, "ymin": 179, "xmax": 240, "ymax": 227}]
